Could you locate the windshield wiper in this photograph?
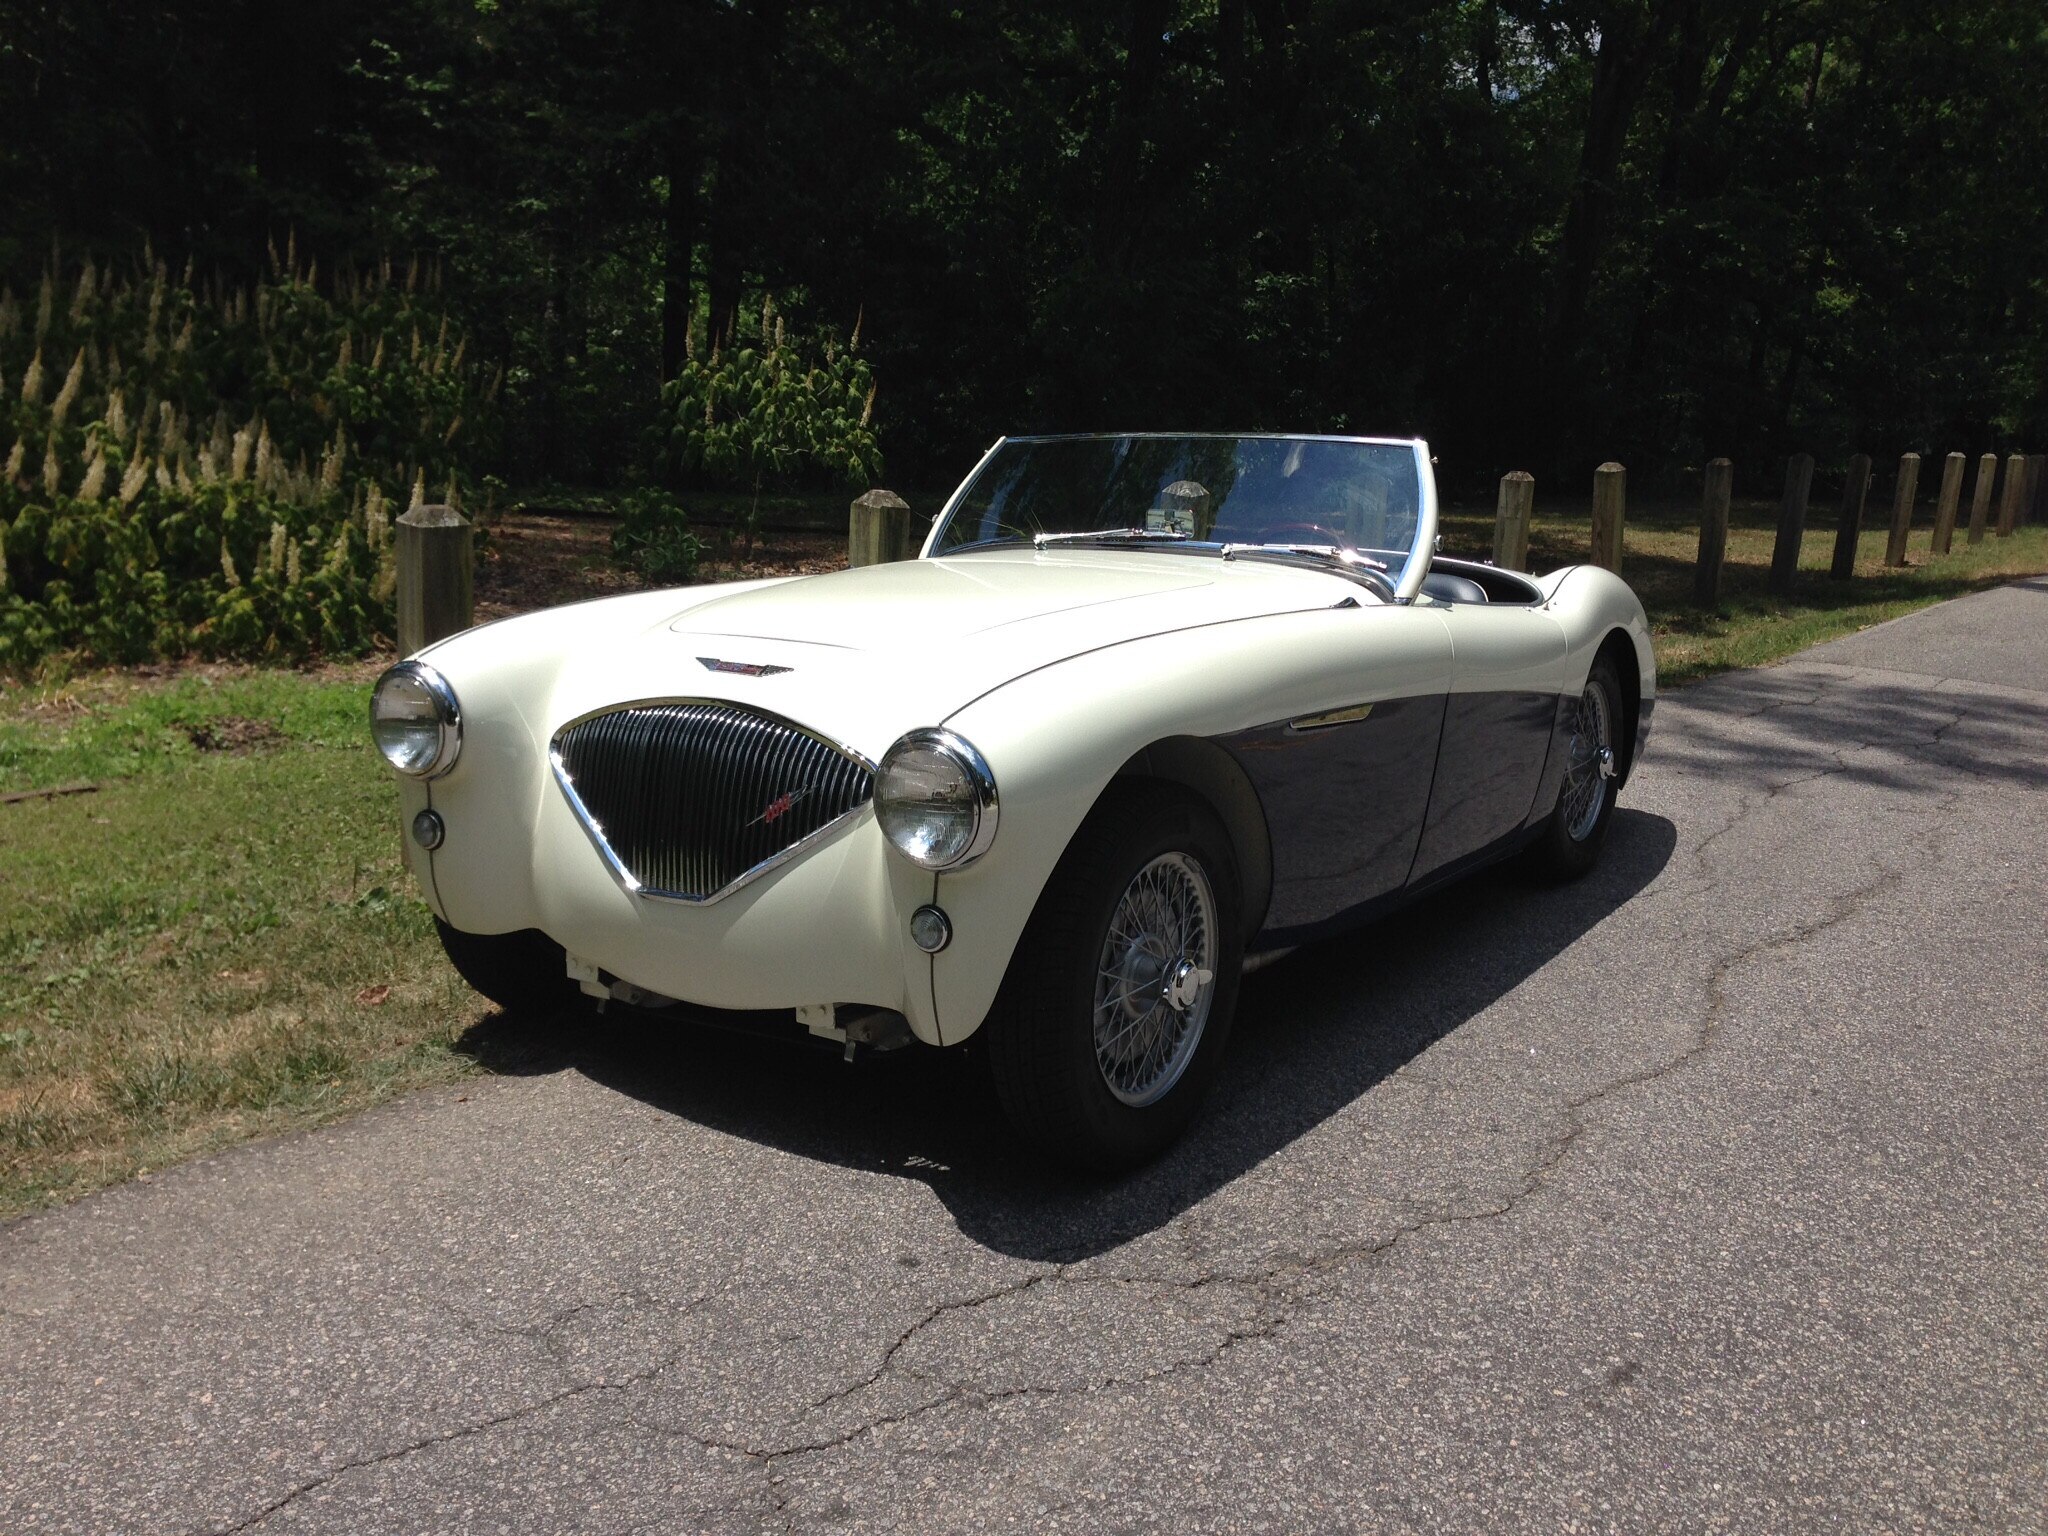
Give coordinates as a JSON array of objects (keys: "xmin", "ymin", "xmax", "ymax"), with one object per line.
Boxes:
[
  {"xmin": 1219, "ymin": 542, "xmax": 1388, "ymax": 571},
  {"xmin": 1033, "ymin": 527, "xmax": 1193, "ymax": 548}
]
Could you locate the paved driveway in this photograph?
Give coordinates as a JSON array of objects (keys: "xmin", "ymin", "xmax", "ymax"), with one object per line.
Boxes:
[{"xmin": 5, "ymin": 580, "xmax": 2045, "ymax": 1534}]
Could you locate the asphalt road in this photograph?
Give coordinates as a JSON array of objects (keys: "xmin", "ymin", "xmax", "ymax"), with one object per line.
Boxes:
[{"xmin": 6, "ymin": 580, "xmax": 2046, "ymax": 1534}]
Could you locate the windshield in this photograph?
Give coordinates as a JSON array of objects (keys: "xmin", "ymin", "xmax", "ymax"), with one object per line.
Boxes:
[{"xmin": 930, "ymin": 434, "xmax": 1434, "ymax": 597}]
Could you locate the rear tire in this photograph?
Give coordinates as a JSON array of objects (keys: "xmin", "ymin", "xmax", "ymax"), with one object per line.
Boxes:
[
  {"xmin": 983, "ymin": 786, "xmax": 1244, "ymax": 1173},
  {"xmin": 1521, "ymin": 653, "xmax": 1624, "ymax": 883},
  {"xmin": 434, "ymin": 920, "xmax": 586, "ymax": 1014}
]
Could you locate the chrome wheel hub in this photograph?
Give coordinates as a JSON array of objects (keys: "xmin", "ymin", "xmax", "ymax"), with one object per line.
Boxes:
[
  {"xmin": 1560, "ymin": 679, "xmax": 1617, "ymax": 843},
  {"xmin": 1093, "ymin": 852, "xmax": 1217, "ymax": 1107}
]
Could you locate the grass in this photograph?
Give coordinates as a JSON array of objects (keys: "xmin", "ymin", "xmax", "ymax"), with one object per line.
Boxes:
[
  {"xmin": 2, "ymin": 505, "xmax": 2043, "ymax": 1218},
  {"xmin": 0, "ymin": 666, "xmax": 484, "ymax": 1217},
  {"xmin": 1437, "ymin": 496, "xmax": 2048, "ymax": 685}
]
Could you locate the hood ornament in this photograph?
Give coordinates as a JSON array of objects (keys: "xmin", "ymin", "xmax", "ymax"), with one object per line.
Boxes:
[{"xmin": 698, "ymin": 656, "xmax": 793, "ymax": 677}]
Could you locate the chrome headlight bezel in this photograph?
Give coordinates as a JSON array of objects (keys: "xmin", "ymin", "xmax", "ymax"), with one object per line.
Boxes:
[
  {"xmin": 370, "ymin": 660, "xmax": 462, "ymax": 779},
  {"xmin": 874, "ymin": 728, "xmax": 999, "ymax": 872}
]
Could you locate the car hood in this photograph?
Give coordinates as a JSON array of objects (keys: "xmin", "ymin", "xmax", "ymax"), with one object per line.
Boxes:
[{"xmin": 545, "ymin": 549, "xmax": 1356, "ymax": 756}]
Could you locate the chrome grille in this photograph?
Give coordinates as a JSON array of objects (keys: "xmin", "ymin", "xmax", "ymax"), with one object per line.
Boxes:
[{"xmin": 551, "ymin": 702, "xmax": 873, "ymax": 902}]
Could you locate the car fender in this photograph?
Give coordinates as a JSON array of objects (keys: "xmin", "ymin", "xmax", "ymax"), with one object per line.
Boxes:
[
  {"xmin": 928, "ymin": 601, "xmax": 1455, "ymax": 1041},
  {"xmin": 1538, "ymin": 564, "xmax": 1657, "ymax": 777}
]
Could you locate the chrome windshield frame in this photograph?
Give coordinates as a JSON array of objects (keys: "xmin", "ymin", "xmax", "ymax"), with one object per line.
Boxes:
[{"xmin": 921, "ymin": 432, "xmax": 1439, "ymax": 603}]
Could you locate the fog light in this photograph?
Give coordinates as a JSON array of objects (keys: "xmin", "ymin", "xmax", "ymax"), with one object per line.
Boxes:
[
  {"xmin": 411, "ymin": 809, "xmax": 446, "ymax": 850},
  {"xmin": 909, "ymin": 904, "xmax": 952, "ymax": 953}
]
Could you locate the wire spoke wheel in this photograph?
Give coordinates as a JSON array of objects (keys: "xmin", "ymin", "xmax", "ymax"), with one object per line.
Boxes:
[
  {"xmin": 1092, "ymin": 851, "xmax": 1217, "ymax": 1107},
  {"xmin": 1559, "ymin": 676, "xmax": 1617, "ymax": 843}
]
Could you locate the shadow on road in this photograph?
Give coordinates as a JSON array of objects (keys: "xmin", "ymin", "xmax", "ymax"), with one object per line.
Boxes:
[
  {"xmin": 457, "ymin": 809, "xmax": 1678, "ymax": 1262},
  {"xmin": 1660, "ymin": 667, "xmax": 2048, "ymax": 795}
]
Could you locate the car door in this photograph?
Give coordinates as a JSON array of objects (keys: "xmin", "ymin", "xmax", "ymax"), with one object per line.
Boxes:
[
  {"xmin": 1220, "ymin": 602, "xmax": 1455, "ymax": 944},
  {"xmin": 1406, "ymin": 600, "xmax": 1569, "ymax": 884}
]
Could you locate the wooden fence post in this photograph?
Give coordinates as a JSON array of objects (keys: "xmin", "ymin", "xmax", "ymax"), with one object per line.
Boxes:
[
  {"xmin": 1930, "ymin": 451, "xmax": 1966, "ymax": 555},
  {"xmin": 848, "ymin": 488, "xmax": 914, "ymax": 566},
  {"xmin": 1590, "ymin": 462, "xmax": 1625, "ymax": 572},
  {"xmin": 1493, "ymin": 471, "xmax": 1534, "ymax": 570},
  {"xmin": 1830, "ymin": 453, "xmax": 1872, "ymax": 580},
  {"xmin": 1769, "ymin": 452, "xmax": 1814, "ymax": 597},
  {"xmin": 2026, "ymin": 455, "xmax": 2045, "ymax": 528},
  {"xmin": 1694, "ymin": 457, "xmax": 1733, "ymax": 605},
  {"xmin": 1883, "ymin": 452, "xmax": 1921, "ymax": 566},
  {"xmin": 1996, "ymin": 453, "xmax": 2025, "ymax": 537},
  {"xmin": 395, "ymin": 503, "xmax": 473, "ymax": 656},
  {"xmin": 1965, "ymin": 452, "xmax": 1997, "ymax": 545}
]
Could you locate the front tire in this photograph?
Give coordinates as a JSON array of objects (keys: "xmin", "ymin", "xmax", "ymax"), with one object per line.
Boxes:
[
  {"xmin": 434, "ymin": 920, "xmax": 587, "ymax": 1014},
  {"xmin": 983, "ymin": 786, "xmax": 1244, "ymax": 1172},
  {"xmin": 1521, "ymin": 653, "xmax": 1624, "ymax": 882}
]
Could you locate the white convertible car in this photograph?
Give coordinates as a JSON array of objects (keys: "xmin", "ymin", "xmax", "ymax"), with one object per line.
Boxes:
[{"xmin": 372, "ymin": 434, "xmax": 1654, "ymax": 1168}]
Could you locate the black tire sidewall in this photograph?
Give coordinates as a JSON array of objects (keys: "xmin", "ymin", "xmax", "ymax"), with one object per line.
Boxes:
[
  {"xmin": 1526, "ymin": 655, "xmax": 1623, "ymax": 881},
  {"xmin": 986, "ymin": 787, "xmax": 1245, "ymax": 1170},
  {"xmin": 434, "ymin": 919, "xmax": 585, "ymax": 1013}
]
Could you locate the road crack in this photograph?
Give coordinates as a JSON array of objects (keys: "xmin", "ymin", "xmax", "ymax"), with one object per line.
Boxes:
[{"xmin": 207, "ymin": 1293, "xmax": 710, "ymax": 1535}]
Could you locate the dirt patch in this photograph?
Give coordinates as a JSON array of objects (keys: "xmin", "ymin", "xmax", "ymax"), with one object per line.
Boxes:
[
  {"xmin": 473, "ymin": 514, "xmax": 646, "ymax": 624},
  {"xmin": 474, "ymin": 513, "xmax": 849, "ymax": 625},
  {"xmin": 2, "ymin": 658, "xmax": 383, "ymax": 718},
  {"xmin": 182, "ymin": 717, "xmax": 284, "ymax": 754}
]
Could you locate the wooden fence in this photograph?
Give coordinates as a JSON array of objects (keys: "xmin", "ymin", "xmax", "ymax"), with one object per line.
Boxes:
[
  {"xmin": 847, "ymin": 447, "xmax": 2043, "ymax": 597},
  {"xmin": 1489, "ymin": 447, "xmax": 2041, "ymax": 600},
  {"xmin": 389, "ymin": 447, "xmax": 2044, "ymax": 656}
]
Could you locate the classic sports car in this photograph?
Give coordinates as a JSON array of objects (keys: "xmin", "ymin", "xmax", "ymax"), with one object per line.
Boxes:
[{"xmin": 372, "ymin": 434, "xmax": 1654, "ymax": 1168}]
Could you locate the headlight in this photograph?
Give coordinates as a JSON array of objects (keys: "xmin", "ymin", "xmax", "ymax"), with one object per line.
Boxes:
[
  {"xmin": 875, "ymin": 729, "xmax": 998, "ymax": 871},
  {"xmin": 370, "ymin": 661, "xmax": 461, "ymax": 778}
]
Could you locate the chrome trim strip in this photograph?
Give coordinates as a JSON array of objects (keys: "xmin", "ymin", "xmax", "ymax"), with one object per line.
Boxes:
[
  {"xmin": 552, "ymin": 697, "xmax": 877, "ymax": 775},
  {"xmin": 1288, "ymin": 702, "xmax": 1375, "ymax": 732},
  {"xmin": 548, "ymin": 698, "xmax": 876, "ymax": 906},
  {"xmin": 1395, "ymin": 438, "xmax": 1438, "ymax": 604},
  {"xmin": 921, "ymin": 435, "xmax": 1007, "ymax": 559},
  {"xmin": 549, "ymin": 744, "xmax": 648, "ymax": 897}
]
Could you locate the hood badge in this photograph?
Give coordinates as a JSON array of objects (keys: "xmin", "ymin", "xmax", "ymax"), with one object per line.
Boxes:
[
  {"xmin": 699, "ymin": 656, "xmax": 793, "ymax": 677},
  {"xmin": 749, "ymin": 788, "xmax": 812, "ymax": 827}
]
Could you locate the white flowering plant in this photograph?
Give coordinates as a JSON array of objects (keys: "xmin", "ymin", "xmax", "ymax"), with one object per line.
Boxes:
[{"xmin": 0, "ymin": 242, "xmax": 498, "ymax": 668}]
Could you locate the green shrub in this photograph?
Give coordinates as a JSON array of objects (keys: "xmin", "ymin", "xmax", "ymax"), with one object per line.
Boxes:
[
  {"xmin": 0, "ymin": 243, "xmax": 498, "ymax": 670},
  {"xmin": 652, "ymin": 298, "xmax": 881, "ymax": 553},
  {"xmin": 609, "ymin": 487, "xmax": 704, "ymax": 585}
]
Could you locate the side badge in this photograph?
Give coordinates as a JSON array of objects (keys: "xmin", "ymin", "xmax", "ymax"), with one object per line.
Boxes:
[
  {"xmin": 1289, "ymin": 702, "xmax": 1375, "ymax": 732},
  {"xmin": 699, "ymin": 657, "xmax": 794, "ymax": 677}
]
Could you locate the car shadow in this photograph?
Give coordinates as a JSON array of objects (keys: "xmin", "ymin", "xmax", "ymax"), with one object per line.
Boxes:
[{"xmin": 456, "ymin": 808, "xmax": 1678, "ymax": 1262}]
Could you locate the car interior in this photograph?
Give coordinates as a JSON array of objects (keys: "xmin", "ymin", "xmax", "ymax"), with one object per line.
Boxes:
[{"xmin": 1419, "ymin": 556, "xmax": 1544, "ymax": 605}]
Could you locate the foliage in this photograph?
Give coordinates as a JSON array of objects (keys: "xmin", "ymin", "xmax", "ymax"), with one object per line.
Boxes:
[
  {"xmin": 609, "ymin": 487, "xmax": 704, "ymax": 585},
  {"xmin": 655, "ymin": 301, "xmax": 881, "ymax": 492},
  {"xmin": 4, "ymin": 0, "xmax": 2047, "ymax": 501},
  {"xmin": 0, "ymin": 245, "xmax": 497, "ymax": 669}
]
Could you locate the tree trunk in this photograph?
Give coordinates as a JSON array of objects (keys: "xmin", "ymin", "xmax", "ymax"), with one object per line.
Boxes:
[
  {"xmin": 702, "ymin": 0, "xmax": 787, "ymax": 350},
  {"xmin": 1546, "ymin": 4, "xmax": 1670, "ymax": 350}
]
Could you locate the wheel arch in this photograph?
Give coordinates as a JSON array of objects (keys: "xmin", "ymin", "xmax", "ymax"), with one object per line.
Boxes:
[
  {"xmin": 1596, "ymin": 627, "xmax": 1643, "ymax": 785},
  {"xmin": 1112, "ymin": 735, "xmax": 1275, "ymax": 939}
]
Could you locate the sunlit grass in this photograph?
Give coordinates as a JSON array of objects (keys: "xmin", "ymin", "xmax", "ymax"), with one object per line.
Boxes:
[
  {"xmin": 1438, "ymin": 496, "xmax": 2048, "ymax": 685},
  {"xmin": 0, "ymin": 666, "xmax": 483, "ymax": 1216}
]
